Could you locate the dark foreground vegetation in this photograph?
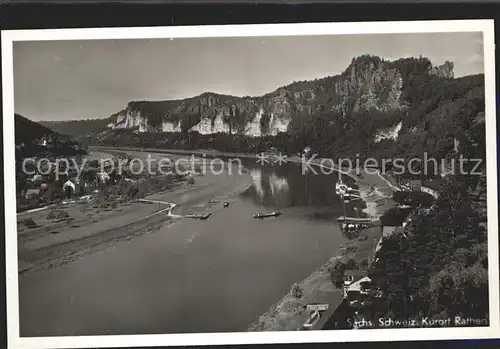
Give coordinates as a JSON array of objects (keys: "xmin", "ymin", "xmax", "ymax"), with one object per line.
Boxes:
[{"xmin": 369, "ymin": 172, "xmax": 487, "ymax": 325}]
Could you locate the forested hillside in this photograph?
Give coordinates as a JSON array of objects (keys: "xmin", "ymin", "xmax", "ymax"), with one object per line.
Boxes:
[
  {"xmin": 370, "ymin": 169, "xmax": 487, "ymax": 324},
  {"xmin": 40, "ymin": 118, "xmax": 111, "ymax": 137}
]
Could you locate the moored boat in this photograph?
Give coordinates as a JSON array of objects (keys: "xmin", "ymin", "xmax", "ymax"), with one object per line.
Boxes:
[
  {"xmin": 197, "ymin": 213, "xmax": 212, "ymax": 220},
  {"xmin": 253, "ymin": 211, "xmax": 282, "ymax": 219}
]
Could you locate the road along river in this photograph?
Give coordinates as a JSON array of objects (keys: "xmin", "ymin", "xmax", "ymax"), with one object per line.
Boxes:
[{"xmin": 18, "ymin": 150, "xmax": 363, "ymax": 336}]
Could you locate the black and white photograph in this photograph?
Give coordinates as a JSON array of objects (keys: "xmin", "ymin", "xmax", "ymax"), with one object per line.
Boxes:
[{"xmin": 2, "ymin": 20, "xmax": 498, "ymax": 347}]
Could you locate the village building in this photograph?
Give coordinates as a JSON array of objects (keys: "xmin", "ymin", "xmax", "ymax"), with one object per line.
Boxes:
[
  {"xmin": 342, "ymin": 270, "xmax": 366, "ymax": 298},
  {"xmin": 375, "ymin": 210, "xmax": 413, "ymax": 263},
  {"xmin": 97, "ymin": 171, "xmax": 111, "ymax": 184},
  {"xmin": 63, "ymin": 179, "xmax": 76, "ymax": 199},
  {"xmin": 342, "ymin": 272, "xmax": 382, "ymax": 310},
  {"xmin": 409, "ymin": 179, "xmax": 422, "ymax": 191},
  {"xmin": 381, "ymin": 225, "xmax": 405, "ymax": 238},
  {"xmin": 301, "ymin": 304, "xmax": 329, "ymax": 330},
  {"xmin": 401, "ymin": 179, "xmax": 422, "ymax": 192},
  {"xmin": 343, "ymin": 271, "xmax": 375, "ymax": 308},
  {"xmin": 380, "ymin": 209, "xmax": 411, "ymax": 237},
  {"xmin": 78, "ymin": 194, "xmax": 95, "ymax": 204},
  {"xmin": 30, "ymin": 174, "xmax": 44, "ymax": 183},
  {"xmin": 345, "ymin": 276, "xmax": 372, "ymax": 307},
  {"xmin": 38, "ymin": 182, "xmax": 54, "ymax": 202}
]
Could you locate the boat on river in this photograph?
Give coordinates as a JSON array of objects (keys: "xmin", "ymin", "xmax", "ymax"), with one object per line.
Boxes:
[
  {"xmin": 182, "ymin": 213, "xmax": 212, "ymax": 220},
  {"xmin": 191, "ymin": 213, "xmax": 212, "ymax": 220},
  {"xmin": 253, "ymin": 212, "xmax": 282, "ymax": 219}
]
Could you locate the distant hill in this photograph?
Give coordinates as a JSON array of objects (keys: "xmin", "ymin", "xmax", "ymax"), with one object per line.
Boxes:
[
  {"xmin": 26, "ymin": 54, "xmax": 487, "ymax": 325},
  {"xmin": 15, "ymin": 113, "xmax": 84, "ymax": 158},
  {"xmin": 40, "ymin": 118, "xmax": 111, "ymax": 138},
  {"xmin": 15, "ymin": 113, "xmax": 64, "ymax": 145}
]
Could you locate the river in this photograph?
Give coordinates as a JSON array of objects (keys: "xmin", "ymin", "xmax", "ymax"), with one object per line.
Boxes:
[{"xmin": 18, "ymin": 153, "xmax": 363, "ymax": 336}]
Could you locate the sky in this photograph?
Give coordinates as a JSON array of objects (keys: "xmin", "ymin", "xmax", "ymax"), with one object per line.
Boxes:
[{"xmin": 13, "ymin": 32, "xmax": 484, "ymax": 121}]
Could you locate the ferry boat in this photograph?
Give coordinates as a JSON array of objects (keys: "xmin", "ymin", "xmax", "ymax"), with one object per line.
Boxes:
[
  {"xmin": 253, "ymin": 211, "xmax": 282, "ymax": 219},
  {"xmin": 191, "ymin": 213, "xmax": 212, "ymax": 220}
]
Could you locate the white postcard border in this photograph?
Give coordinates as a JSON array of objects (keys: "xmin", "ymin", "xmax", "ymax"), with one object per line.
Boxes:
[{"xmin": 2, "ymin": 19, "xmax": 498, "ymax": 349}]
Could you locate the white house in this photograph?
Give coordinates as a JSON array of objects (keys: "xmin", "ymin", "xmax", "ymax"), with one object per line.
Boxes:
[
  {"xmin": 344, "ymin": 276, "xmax": 381, "ymax": 308},
  {"xmin": 63, "ymin": 180, "xmax": 75, "ymax": 192},
  {"xmin": 343, "ymin": 270, "xmax": 366, "ymax": 298},
  {"xmin": 97, "ymin": 171, "xmax": 110, "ymax": 183}
]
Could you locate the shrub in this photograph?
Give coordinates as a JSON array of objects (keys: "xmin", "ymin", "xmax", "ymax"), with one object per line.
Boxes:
[
  {"xmin": 329, "ymin": 257, "xmax": 359, "ymax": 288},
  {"xmin": 58, "ymin": 210, "xmax": 69, "ymax": 219},
  {"xmin": 393, "ymin": 190, "xmax": 434, "ymax": 208},
  {"xmin": 330, "ymin": 268, "xmax": 344, "ymax": 288},
  {"xmin": 291, "ymin": 283, "xmax": 303, "ymax": 298},
  {"xmin": 187, "ymin": 176, "xmax": 195, "ymax": 186},
  {"xmin": 393, "ymin": 191, "xmax": 411, "ymax": 205},
  {"xmin": 344, "ymin": 257, "xmax": 359, "ymax": 270},
  {"xmin": 380, "ymin": 207, "xmax": 412, "ymax": 226},
  {"xmin": 127, "ymin": 186, "xmax": 139, "ymax": 198},
  {"xmin": 110, "ymin": 201, "xmax": 118, "ymax": 209},
  {"xmin": 346, "ymin": 245, "xmax": 358, "ymax": 254},
  {"xmin": 23, "ymin": 218, "xmax": 37, "ymax": 228}
]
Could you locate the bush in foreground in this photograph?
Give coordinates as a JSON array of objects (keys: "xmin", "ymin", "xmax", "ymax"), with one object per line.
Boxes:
[
  {"xmin": 47, "ymin": 210, "xmax": 69, "ymax": 220},
  {"xmin": 330, "ymin": 257, "xmax": 359, "ymax": 288},
  {"xmin": 291, "ymin": 283, "xmax": 303, "ymax": 298}
]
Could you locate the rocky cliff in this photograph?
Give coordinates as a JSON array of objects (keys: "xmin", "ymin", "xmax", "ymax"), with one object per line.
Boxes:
[
  {"xmin": 39, "ymin": 55, "xmax": 455, "ymax": 142},
  {"xmin": 101, "ymin": 55, "xmax": 451, "ymax": 138}
]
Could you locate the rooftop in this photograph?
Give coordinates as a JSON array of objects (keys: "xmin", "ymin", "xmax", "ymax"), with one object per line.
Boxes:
[
  {"xmin": 347, "ymin": 276, "xmax": 372, "ymax": 293},
  {"xmin": 394, "ymin": 227, "xmax": 405, "ymax": 234}
]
